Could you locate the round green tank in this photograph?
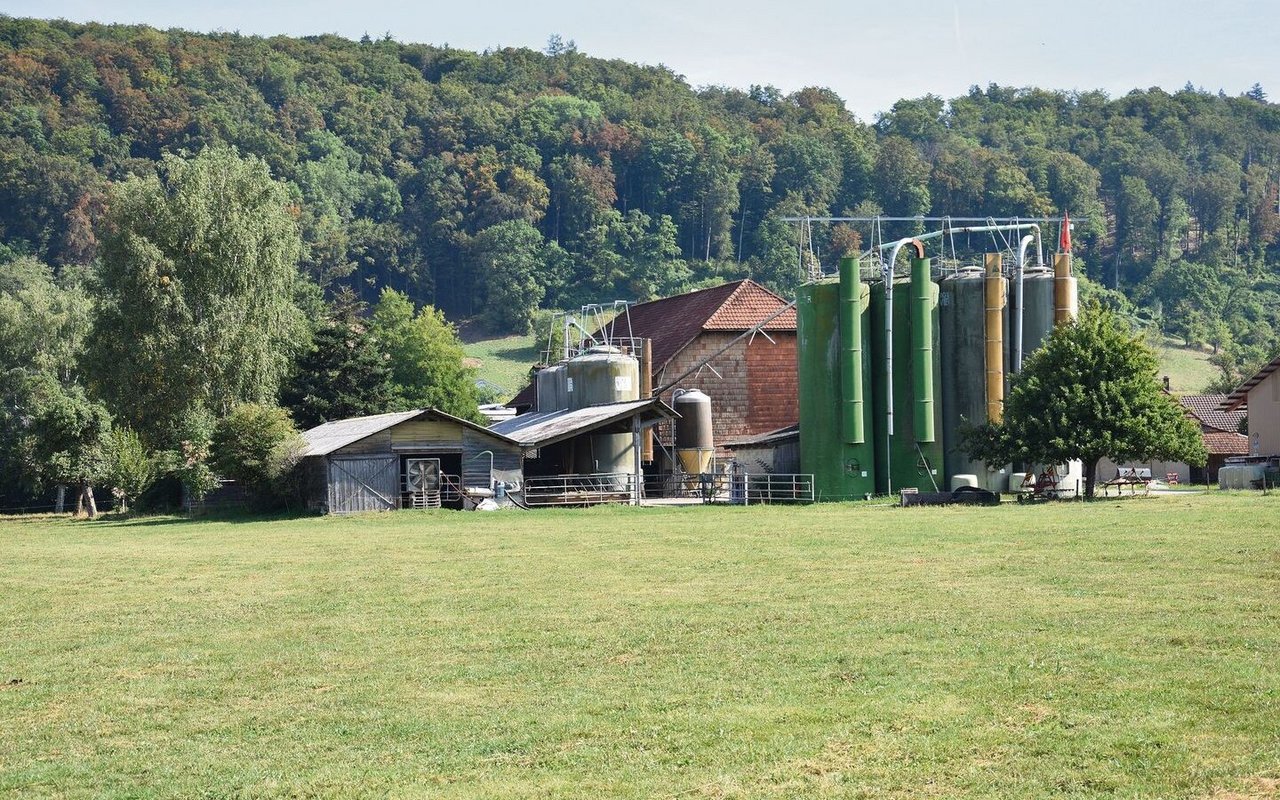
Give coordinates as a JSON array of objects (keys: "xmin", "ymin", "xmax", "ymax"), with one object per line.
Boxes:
[
  {"xmin": 797, "ymin": 258, "xmax": 875, "ymax": 501},
  {"xmin": 870, "ymin": 261, "xmax": 944, "ymax": 495},
  {"xmin": 939, "ymin": 269, "xmax": 1009, "ymax": 490}
]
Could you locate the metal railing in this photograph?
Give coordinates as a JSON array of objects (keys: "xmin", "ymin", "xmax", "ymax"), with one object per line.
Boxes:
[
  {"xmin": 729, "ymin": 472, "xmax": 815, "ymax": 504},
  {"xmin": 643, "ymin": 472, "xmax": 726, "ymax": 501},
  {"xmin": 522, "ymin": 472, "xmax": 639, "ymax": 507}
]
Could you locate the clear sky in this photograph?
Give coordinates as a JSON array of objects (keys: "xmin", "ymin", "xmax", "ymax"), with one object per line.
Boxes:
[{"xmin": 3, "ymin": 0, "xmax": 1276, "ymax": 120}]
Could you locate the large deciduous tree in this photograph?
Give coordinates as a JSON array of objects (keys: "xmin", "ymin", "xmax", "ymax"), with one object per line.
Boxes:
[
  {"xmin": 2, "ymin": 370, "xmax": 113, "ymax": 517},
  {"xmin": 963, "ymin": 302, "xmax": 1205, "ymax": 498},
  {"xmin": 87, "ymin": 145, "xmax": 305, "ymax": 448},
  {"xmin": 371, "ymin": 289, "xmax": 482, "ymax": 421},
  {"xmin": 471, "ymin": 220, "xmax": 548, "ymax": 334}
]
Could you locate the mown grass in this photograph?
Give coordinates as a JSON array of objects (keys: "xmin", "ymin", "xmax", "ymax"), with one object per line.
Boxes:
[
  {"xmin": 2, "ymin": 494, "xmax": 1279, "ymax": 798},
  {"xmin": 1152, "ymin": 335, "xmax": 1218, "ymax": 394},
  {"xmin": 461, "ymin": 331, "xmax": 540, "ymax": 402}
]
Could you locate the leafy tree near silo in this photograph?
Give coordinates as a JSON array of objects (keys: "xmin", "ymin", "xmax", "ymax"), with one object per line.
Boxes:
[
  {"xmin": 963, "ymin": 302, "xmax": 1205, "ymax": 499},
  {"xmin": 471, "ymin": 220, "xmax": 548, "ymax": 335},
  {"xmin": 87, "ymin": 145, "xmax": 306, "ymax": 449}
]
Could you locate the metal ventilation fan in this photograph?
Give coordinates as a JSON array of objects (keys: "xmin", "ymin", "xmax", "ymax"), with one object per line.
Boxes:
[{"xmin": 404, "ymin": 458, "xmax": 441, "ymax": 493}]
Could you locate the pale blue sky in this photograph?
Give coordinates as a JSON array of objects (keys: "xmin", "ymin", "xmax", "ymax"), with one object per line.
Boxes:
[{"xmin": 2, "ymin": 0, "xmax": 1275, "ymax": 120}]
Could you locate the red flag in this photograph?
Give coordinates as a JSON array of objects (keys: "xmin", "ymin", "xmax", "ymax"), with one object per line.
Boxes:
[{"xmin": 1060, "ymin": 211, "xmax": 1072, "ymax": 252}]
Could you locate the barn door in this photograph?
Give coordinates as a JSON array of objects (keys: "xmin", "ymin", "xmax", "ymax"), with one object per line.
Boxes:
[{"xmin": 329, "ymin": 456, "xmax": 398, "ymax": 513}]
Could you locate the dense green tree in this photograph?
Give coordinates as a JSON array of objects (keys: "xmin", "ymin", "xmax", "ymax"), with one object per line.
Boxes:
[
  {"xmin": 280, "ymin": 289, "xmax": 394, "ymax": 429},
  {"xmin": 0, "ymin": 257, "xmax": 92, "ymax": 383},
  {"xmin": 2, "ymin": 369, "xmax": 112, "ymax": 516},
  {"xmin": 963, "ymin": 303, "xmax": 1205, "ymax": 498},
  {"xmin": 211, "ymin": 402, "xmax": 306, "ymax": 508},
  {"xmin": 87, "ymin": 145, "xmax": 305, "ymax": 448},
  {"xmin": 371, "ymin": 288, "xmax": 482, "ymax": 420},
  {"xmin": 104, "ymin": 426, "xmax": 157, "ymax": 514},
  {"xmin": 470, "ymin": 220, "xmax": 548, "ymax": 334},
  {"xmin": 873, "ymin": 136, "xmax": 930, "ymax": 216}
]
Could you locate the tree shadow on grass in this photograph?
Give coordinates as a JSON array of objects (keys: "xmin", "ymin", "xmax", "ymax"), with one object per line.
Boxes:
[{"xmin": 88, "ymin": 507, "xmax": 323, "ymax": 527}]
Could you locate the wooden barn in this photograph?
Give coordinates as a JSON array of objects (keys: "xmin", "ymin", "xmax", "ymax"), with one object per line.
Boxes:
[{"xmin": 299, "ymin": 409, "xmax": 522, "ymax": 513}]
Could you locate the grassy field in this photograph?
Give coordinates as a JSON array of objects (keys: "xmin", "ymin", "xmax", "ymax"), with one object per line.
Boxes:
[
  {"xmin": 1152, "ymin": 335, "xmax": 1218, "ymax": 394},
  {"xmin": 2, "ymin": 494, "xmax": 1279, "ymax": 798},
  {"xmin": 461, "ymin": 331, "xmax": 540, "ymax": 402}
]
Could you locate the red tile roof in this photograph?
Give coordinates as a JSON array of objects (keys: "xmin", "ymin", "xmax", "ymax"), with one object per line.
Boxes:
[
  {"xmin": 616, "ymin": 279, "xmax": 795, "ymax": 370},
  {"xmin": 1178, "ymin": 394, "xmax": 1246, "ymax": 433},
  {"xmin": 1203, "ymin": 430, "xmax": 1250, "ymax": 455}
]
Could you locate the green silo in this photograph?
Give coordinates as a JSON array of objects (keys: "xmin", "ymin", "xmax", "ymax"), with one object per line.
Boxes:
[
  {"xmin": 797, "ymin": 258, "xmax": 875, "ymax": 500},
  {"xmin": 870, "ymin": 257, "xmax": 945, "ymax": 494}
]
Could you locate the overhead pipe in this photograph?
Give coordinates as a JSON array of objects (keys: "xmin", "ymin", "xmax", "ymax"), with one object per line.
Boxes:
[
  {"xmin": 984, "ymin": 253, "xmax": 1005, "ymax": 423},
  {"xmin": 882, "ymin": 238, "xmax": 927, "ymax": 441},
  {"xmin": 1013, "ymin": 233, "xmax": 1035, "ymax": 371},
  {"xmin": 838, "ymin": 257, "xmax": 864, "ymax": 444}
]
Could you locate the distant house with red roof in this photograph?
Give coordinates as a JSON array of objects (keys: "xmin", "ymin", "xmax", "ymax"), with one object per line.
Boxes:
[
  {"xmin": 512, "ymin": 279, "xmax": 798, "ymax": 457},
  {"xmin": 1100, "ymin": 392, "xmax": 1248, "ymax": 484}
]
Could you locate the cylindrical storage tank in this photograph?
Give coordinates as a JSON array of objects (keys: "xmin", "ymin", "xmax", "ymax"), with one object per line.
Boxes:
[
  {"xmin": 939, "ymin": 266, "xmax": 1009, "ymax": 491},
  {"xmin": 839, "ymin": 257, "xmax": 865, "ymax": 445},
  {"xmin": 910, "ymin": 257, "xmax": 936, "ymax": 443},
  {"xmin": 674, "ymin": 389, "xmax": 714, "ymax": 482},
  {"xmin": 870, "ymin": 272, "xmax": 944, "ymax": 495},
  {"xmin": 535, "ymin": 365, "xmax": 567, "ymax": 413},
  {"xmin": 798, "ymin": 276, "xmax": 876, "ymax": 501},
  {"xmin": 951, "ymin": 474, "xmax": 978, "ymax": 490},
  {"xmin": 1015, "ymin": 267, "xmax": 1056, "ymax": 361},
  {"xmin": 566, "ymin": 346, "xmax": 641, "ymax": 484},
  {"xmin": 567, "ymin": 345, "xmax": 639, "ymax": 409},
  {"xmin": 1219, "ymin": 464, "xmax": 1264, "ymax": 490},
  {"xmin": 1053, "ymin": 253, "xmax": 1079, "ymax": 324}
]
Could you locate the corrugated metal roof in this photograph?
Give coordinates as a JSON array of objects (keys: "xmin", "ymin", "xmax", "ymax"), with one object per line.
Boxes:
[
  {"xmin": 722, "ymin": 423, "xmax": 800, "ymax": 449},
  {"xmin": 301, "ymin": 408, "xmax": 513, "ymax": 457},
  {"xmin": 1222, "ymin": 352, "xmax": 1280, "ymax": 411},
  {"xmin": 490, "ymin": 399, "xmax": 676, "ymax": 449}
]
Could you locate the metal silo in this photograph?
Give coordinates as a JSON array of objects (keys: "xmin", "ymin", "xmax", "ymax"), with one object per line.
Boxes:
[
  {"xmin": 566, "ymin": 346, "xmax": 641, "ymax": 482},
  {"xmin": 797, "ymin": 257, "xmax": 875, "ymax": 501},
  {"xmin": 870, "ymin": 257, "xmax": 944, "ymax": 495},
  {"xmin": 939, "ymin": 257, "xmax": 1010, "ymax": 490},
  {"xmin": 566, "ymin": 345, "xmax": 639, "ymax": 409},
  {"xmin": 535, "ymin": 364, "xmax": 567, "ymax": 412},
  {"xmin": 1015, "ymin": 267, "xmax": 1056, "ymax": 360},
  {"xmin": 673, "ymin": 389, "xmax": 714, "ymax": 480}
]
